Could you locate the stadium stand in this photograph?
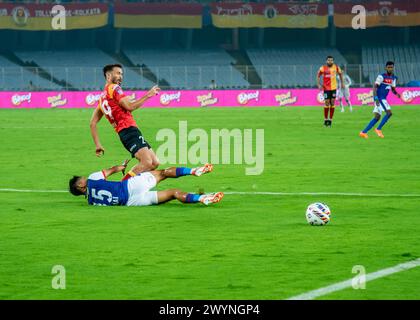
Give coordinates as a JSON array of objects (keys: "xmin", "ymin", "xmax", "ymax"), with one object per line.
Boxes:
[
  {"xmin": 362, "ymin": 45, "xmax": 420, "ymax": 85},
  {"xmin": 0, "ymin": 55, "xmax": 62, "ymax": 91},
  {"xmin": 247, "ymin": 47, "xmax": 348, "ymax": 88},
  {"xmin": 15, "ymin": 49, "xmax": 154, "ymax": 90},
  {"xmin": 2, "ymin": 46, "xmax": 419, "ymax": 91},
  {"xmin": 124, "ymin": 49, "xmax": 249, "ymax": 89}
]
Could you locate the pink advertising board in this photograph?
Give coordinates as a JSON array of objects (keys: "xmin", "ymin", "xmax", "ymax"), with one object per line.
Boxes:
[{"xmin": 1, "ymin": 88, "xmax": 419, "ymax": 109}]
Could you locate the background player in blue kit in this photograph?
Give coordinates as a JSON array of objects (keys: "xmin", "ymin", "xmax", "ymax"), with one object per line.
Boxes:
[
  {"xmin": 69, "ymin": 161, "xmax": 223, "ymax": 207},
  {"xmin": 359, "ymin": 61, "xmax": 401, "ymax": 139}
]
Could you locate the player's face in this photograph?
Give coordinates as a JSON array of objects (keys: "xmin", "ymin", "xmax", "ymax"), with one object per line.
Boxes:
[
  {"xmin": 109, "ymin": 67, "xmax": 123, "ymax": 85},
  {"xmin": 386, "ymin": 65, "xmax": 394, "ymax": 74},
  {"xmin": 326, "ymin": 58, "xmax": 334, "ymax": 67},
  {"xmin": 77, "ymin": 177, "xmax": 87, "ymax": 194}
]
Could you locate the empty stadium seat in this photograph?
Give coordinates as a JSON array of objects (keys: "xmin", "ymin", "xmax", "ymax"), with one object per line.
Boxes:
[
  {"xmin": 247, "ymin": 47, "xmax": 348, "ymax": 88},
  {"xmin": 15, "ymin": 49, "xmax": 154, "ymax": 90},
  {"xmin": 124, "ymin": 49, "xmax": 249, "ymax": 89},
  {"xmin": 361, "ymin": 45, "xmax": 420, "ymax": 85},
  {"xmin": 0, "ymin": 55, "xmax": 62, "ymax": 91}
]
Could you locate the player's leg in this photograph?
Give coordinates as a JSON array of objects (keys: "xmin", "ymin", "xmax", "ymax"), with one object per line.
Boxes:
[
  {"xmin": 345, "ymin": 89, "xmax": 353, "ymax": 112},
  {"xmin": 323, "ymin": 93, "xmax": 330, "ymax": 126},
  {"xmin": 375, "ymin": 102, "xmax": 392, "ymax": 138},
  {"xmin": 156, "ymin": 189, "xmax": 224, "ymax": 205},
  {"xmin": 338, "ymin": 91, "xmax": 344, "ymax": 112},
  {"xmin": 122, "ymin": 147, "xmax": 160, "ymax": 180},
  {"xmin": 119, "ymin": 127, "xmax": 159, "ymax": 180},
  {"xmin": 328, "ymin": 90, "xmax": 337, "ymax": 126},
  {"xmin": 134, "ymin": 147, "xmax": 159, "ymax": 172},
  {"xmin": 360, "ymin": 111, "xmax": 381, "ymax": 138},
  {"xmin": 148, "ymin": 164, "xmax": 214, "ymax": 185}
]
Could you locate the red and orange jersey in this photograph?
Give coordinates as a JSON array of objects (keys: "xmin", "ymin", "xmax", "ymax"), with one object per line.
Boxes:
[
  {"xmin": 98, "ymin": 83, "xmax": 137, "ymax": 133},
  {"xmin": 318, "ymin": 64, "xmax": 342, "ymax": 91}
]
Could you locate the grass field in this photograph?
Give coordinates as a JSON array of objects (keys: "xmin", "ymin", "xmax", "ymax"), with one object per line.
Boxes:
[{"xmin": 0, "ymin": 105, "xmax": 419, "ymax": 300}]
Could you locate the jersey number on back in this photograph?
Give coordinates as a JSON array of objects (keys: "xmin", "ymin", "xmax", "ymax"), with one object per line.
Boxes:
[
  {"xmin": 91, "ymin": 188, "xmax": 113, "ymax": 204},
  {"xmin": 100, "ymin": 99, "xmax": 114, "ymax": 120}
]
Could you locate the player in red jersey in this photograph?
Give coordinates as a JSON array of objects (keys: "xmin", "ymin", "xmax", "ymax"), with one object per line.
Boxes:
[
  {"xmin": 90, "ymin": 64, "xmax": 161, "ymax": 180},
  {"xmin": 317, "ymin": 56, "xmax": 344, "ymax": 127}
]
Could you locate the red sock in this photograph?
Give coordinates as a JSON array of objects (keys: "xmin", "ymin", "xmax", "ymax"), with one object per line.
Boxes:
[
  {"xmin": 329, "ymin": 107, "xmax": 335, "ymax": 119},
  {"xmin": 121, "ymin": 171, "xmax": 135, "ymax": 181},
  {"xmin": 324, "ymin": 107, "xmax": 329, "ymax": 119}
]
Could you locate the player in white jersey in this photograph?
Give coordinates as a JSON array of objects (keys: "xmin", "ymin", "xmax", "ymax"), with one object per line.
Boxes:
[{"xmin": 337, "ymin": 66, "xmax": 353, "ymax": 112}]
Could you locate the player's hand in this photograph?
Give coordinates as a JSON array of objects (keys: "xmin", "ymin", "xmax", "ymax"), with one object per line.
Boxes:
[
  {"xmin": 95, "ymin": 145, "xmax": 105, "ymax": 157},
  {"xmin": 374, "ymin": 96, "xmax": 380, "ymax": 106},
  {"xmin": 146, "ymin": 85, "xmax": 161, "ymax": 98},
  {"xmin": 122, "ymin": 159, "xmax": 130, "ymax": 167},
  {"xmin": 121, "ymin": 159, "xmax": 130, "ymax": 175}
]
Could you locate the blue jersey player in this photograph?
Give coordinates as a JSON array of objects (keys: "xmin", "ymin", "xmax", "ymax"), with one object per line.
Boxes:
[
  {"xmin": 69, "ymin": 161, "xmax": 223, "ymax": 207},
  {"xmin": 360, "ymin": 61, "xmax": 401, "ymax": 139}
]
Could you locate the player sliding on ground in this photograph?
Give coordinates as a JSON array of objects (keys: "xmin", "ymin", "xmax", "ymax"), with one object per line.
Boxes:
[
  {"xmin": 68, "ymin": 162, "xmax": 224, "ymax": 207},
  {"xmin": 359, "ymin": 61, "xmax": 401, "ymax": 139},
  {"xmin": 317, "ymin": 56, "xmax": 344, "ymax": 127},
  {"xmin": 90, "ymin": 64, "xmax": 161, "ymax": 181}
]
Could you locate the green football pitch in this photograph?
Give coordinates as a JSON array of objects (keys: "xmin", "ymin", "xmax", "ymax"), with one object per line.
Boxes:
[{"xmin": 0, "ymin": 105, "xmax": 419, "ymax": 300}]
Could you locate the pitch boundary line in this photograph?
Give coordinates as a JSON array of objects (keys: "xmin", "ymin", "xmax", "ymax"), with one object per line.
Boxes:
[
  {"xmin": 1, "ymin": 188, "xmax": 420, "ymax": 198},
  {"xmin": 224, "ymin": 191, "xmax": 420, "ymax": 197},
  {"xmin": 0, "ymin": 188, "xmax": 67, "ymax": 193},
  {"xmin": 287, "ymin": 258, "xmax": 420, "ymax": 300}
]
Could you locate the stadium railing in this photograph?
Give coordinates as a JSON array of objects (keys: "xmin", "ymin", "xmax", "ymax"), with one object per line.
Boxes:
[{"xmin": 1, "ymin": 63, "xmax": 418, "ymax": 91}]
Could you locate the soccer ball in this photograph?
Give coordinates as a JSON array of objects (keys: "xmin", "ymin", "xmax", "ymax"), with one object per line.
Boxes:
[{"xmin": 306, "ymin": 202, "xmax": 331, "ymax": 226}]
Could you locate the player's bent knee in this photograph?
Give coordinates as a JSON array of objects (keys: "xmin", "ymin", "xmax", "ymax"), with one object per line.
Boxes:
[
  {"xmin": 151, "ymin": 159, "xmax": 160, "ymax": 170},
  {"xmin": 141, "ymin": 158, "xmax": 155, "ymax": 171}
]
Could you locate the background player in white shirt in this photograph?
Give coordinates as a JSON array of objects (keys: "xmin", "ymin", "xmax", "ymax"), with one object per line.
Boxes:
[{"xmin": 337, "ymin": 65, "xmax": 353, "ymax": 112}]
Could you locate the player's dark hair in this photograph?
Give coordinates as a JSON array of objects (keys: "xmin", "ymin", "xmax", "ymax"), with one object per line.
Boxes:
[
  {"xmin": 386, "ymin": 61, "xmax": 394, "ymax": 66},
  {"xmin": 326, "ymin": 55, "xmax": 334, "ymax": 60},
  {"xmin": 69, "ymin": 176, "xmax": 85, "ymax": 196},
  {"xmin": 103, "ymin": 64, "xmax": 123, "ymax": 78}
]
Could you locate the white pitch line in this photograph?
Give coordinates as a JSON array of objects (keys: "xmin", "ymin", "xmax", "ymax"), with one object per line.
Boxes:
[
  {"xmin": 0, "ymin": 188, "xmax": 67, "ymax": 193},
  {"xmin": 287, "ymin": 258, "xmax": 420, "ymax": 300},
  {"xmin": 1, "ymin": 189, "xmax": 420, "ymax": 197},
  {"xmin": 224, "ymin": 191, "xmax": 420, "ymax": 197}
]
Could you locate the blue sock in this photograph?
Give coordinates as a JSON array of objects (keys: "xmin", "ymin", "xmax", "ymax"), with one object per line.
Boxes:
[
  {"xmin": 377, "ymin": 114, "xmax": 392, "ymax": 130},
  {"xmin": 186, "ymin": 193, "xmax": 201, "ymax": 203},
  {"xmin": 176, "ymin": 167, "xmax": 192, "ymax": 177},
  {"xmin": 362, "ymin": 118, "xmax": 379, "ymax": 133}
]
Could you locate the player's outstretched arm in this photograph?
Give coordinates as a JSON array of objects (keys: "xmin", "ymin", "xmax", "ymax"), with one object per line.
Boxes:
[
  {"xmin": 102, "ymin": 159, "xmax": 130, "ymax": 179},
  {"xmin": 90, "ymin": 107, "xmax": 105, "ymax": 157},
  {"xmin": 391, "ymin": 87, "xmax": 401, "ymax": 99},
  {"xmin": 119, "ymin": 85, "xmax": 161, "ymax": 112}
]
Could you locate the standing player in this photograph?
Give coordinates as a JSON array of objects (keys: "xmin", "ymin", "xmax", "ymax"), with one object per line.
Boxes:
[
  {"xmin": 317, "ymin": 56, "xmax": 344, "ymax": 127},
  {"xmin": 359, "ymin": 61, "xmax": 401, "ymax": 139},
  {"xmin": 90, "ymin": 64, "xmax": 161, "ymax": 181},
  {"xmin": 337, "ymin": 65, "xmax": 353, "ymax": 112}
]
